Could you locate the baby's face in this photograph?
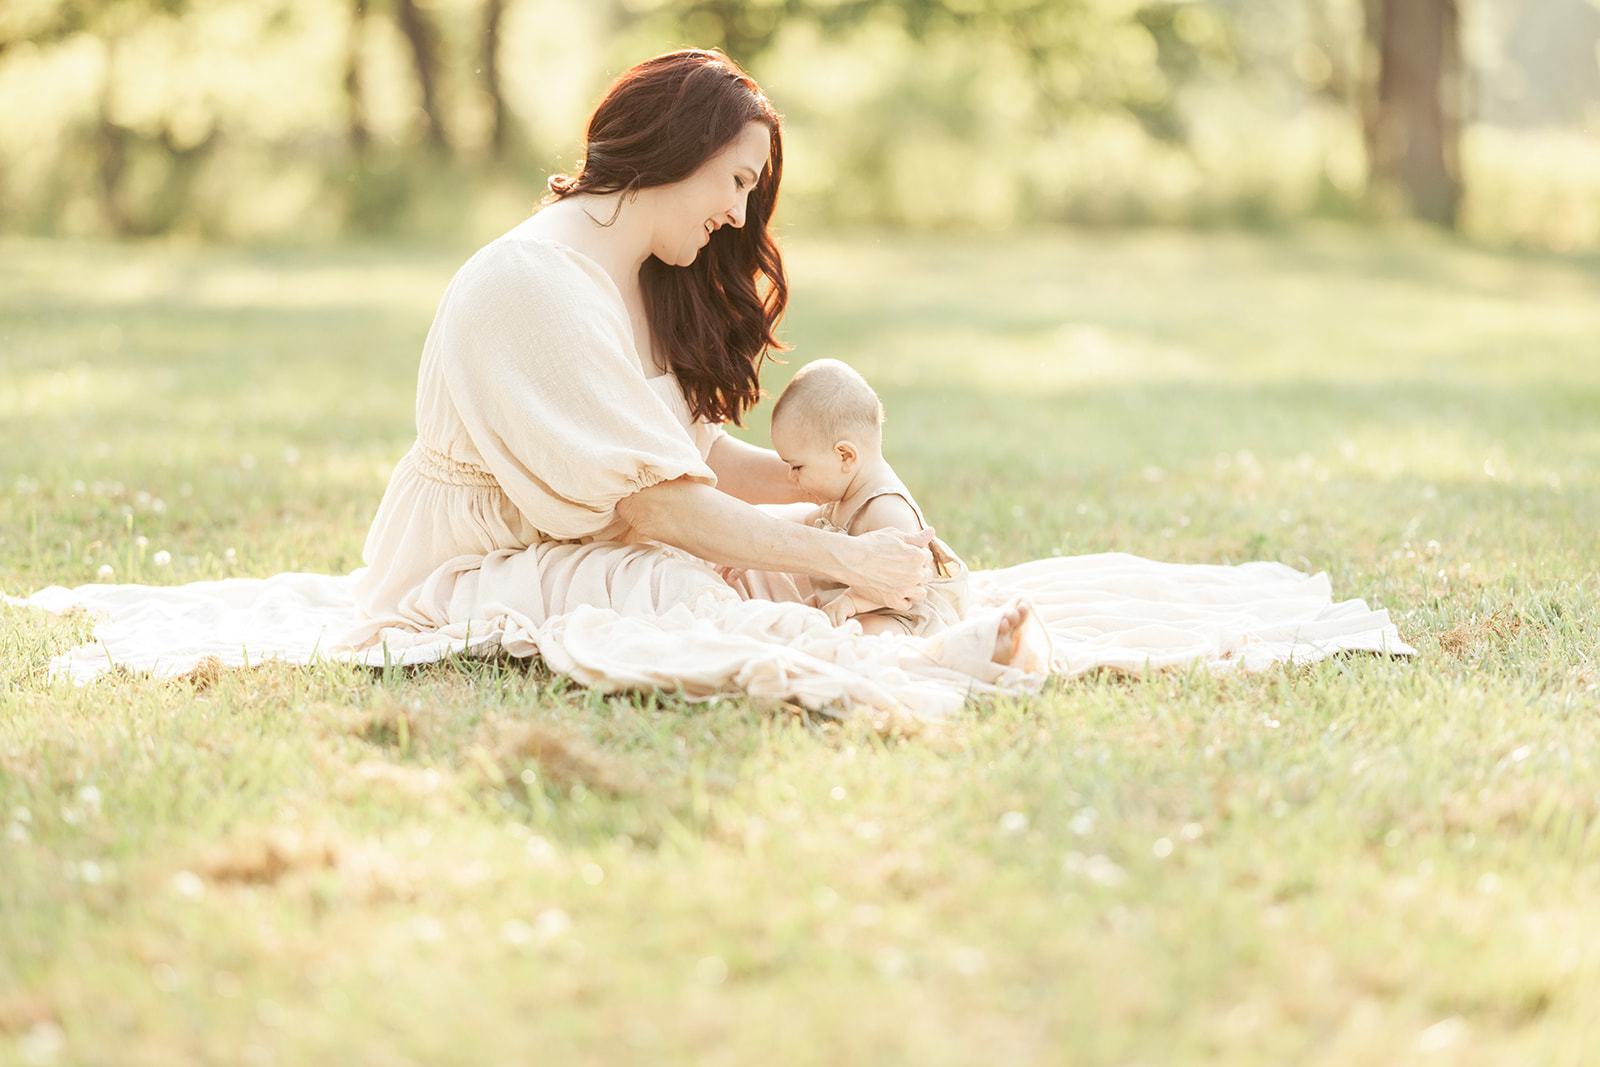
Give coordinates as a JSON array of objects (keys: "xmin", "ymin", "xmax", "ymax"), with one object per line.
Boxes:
[{"xmin": 771, "ymin": 419, "xmax": 857, "ymax": 504}]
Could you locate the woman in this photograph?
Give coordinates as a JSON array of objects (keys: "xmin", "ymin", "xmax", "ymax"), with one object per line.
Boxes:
[{"xmin": 345, "ymin": 49, "xmax": 937, "ymax": 650}]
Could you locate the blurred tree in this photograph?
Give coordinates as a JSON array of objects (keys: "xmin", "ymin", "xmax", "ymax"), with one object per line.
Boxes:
[
  {"xmin": 3, "ymin": 0, "xmax": 211, "ymax": 234},
  {"xmin": 646, "ymin": 0, "xmax": 807, "ymax": 66},
  {"xmin": 3, "ymin": 0, "xmax": 1591, "ymax": 242},
  {"xmin": 392, "ymin": 0, "xmax": 449, "ymax": 151},
  {"xmin": 1363, "ymin": 0, "xmax": 1462, "ymax": 226},
  {"xmin": 346, "ymin": 0, "xmax": 370, "ymax": 155},
  {"xmin": 627, "ymin": 0, "xmax": 1231, "ymax": 136},
  {"xmin": 481, "ymin": 0, "xmax": 511, "ymax": 159}
]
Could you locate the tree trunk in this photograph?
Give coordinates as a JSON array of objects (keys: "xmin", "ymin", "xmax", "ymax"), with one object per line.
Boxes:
[
  {"xmin": 481, "ymin": 0, "xmax": 508, "ymax": 160},
  {"xmin": 96, "ymin": 38, "xmax": 130, "ymax": 235},
  {"xmin": 145, "ymin": 125, "xmax": 219, "ymax": 235},
  {"xmin": 393, "ymin": 0, "xmax": 448, "ymax": 152},
  {"xmin": 346, "ymin": 0, "xmax": 369, "ymax": 155},
  {"xmin": 1365, "ymin": 0, "xmax": 1462, "ymax": 226}
]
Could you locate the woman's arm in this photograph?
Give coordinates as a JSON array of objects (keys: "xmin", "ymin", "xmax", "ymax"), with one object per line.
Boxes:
[
  {"xmin": 706, "ymin": 434, "xmax": 808, "ymax": 505},
  {"xmin": 616, "ymin": 477, "xmax": 933, "ymax": 609}
]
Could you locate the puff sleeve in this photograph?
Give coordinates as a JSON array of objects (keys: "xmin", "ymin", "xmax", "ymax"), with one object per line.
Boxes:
[{"xmin": 428, "ymin": 238, "xmax": 717, "ymax": 542}]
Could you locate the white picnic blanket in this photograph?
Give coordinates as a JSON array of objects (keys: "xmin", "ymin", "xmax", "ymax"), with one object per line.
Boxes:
[{"xmin": 6, "ymin": 552, "xmax": 1412, "ymax": 718}]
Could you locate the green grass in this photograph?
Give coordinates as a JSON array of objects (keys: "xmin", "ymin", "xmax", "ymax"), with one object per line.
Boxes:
[{"xmin": 3, "ymin": 224, "xmax": 1600, "ymax": 1065}]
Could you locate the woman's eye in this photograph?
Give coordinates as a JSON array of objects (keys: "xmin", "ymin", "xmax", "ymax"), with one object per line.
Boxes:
[{"xmin": 734, "ymin": 177, "xmax": 746, "ymax": 190}]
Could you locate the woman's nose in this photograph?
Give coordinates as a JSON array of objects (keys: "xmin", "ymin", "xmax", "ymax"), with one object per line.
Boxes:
[{"xmin": 727, "ymin": 199, "xmax": 747, "ymax": 229}]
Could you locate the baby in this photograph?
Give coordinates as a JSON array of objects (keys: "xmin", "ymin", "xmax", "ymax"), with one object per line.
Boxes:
[{"xmin": 769, "ymin": 359, "xmax": 1050, "ymax": 672}]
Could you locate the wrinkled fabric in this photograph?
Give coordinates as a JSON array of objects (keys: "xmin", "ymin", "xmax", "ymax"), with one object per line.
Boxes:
[{"xmin": 8, "ymin": 552, "xmax": 1413, "ymax": 719}]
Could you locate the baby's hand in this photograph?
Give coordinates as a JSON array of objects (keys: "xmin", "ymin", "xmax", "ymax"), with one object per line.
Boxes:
[
  {"xmin": 716, "ymin": 565, "xmax": 746, "ymax": 587},
  {"xmin": 823, "ymin": 593, "xmax": 860, "ymax": 627}
]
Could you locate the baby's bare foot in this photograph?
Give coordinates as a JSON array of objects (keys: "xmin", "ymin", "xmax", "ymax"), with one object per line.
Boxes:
[{"xmin": 993, "ymin": 599, "xmax": 1050, "ymax": 673}]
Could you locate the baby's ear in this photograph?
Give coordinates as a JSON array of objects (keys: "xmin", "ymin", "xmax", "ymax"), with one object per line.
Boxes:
[{"xmin": 834, "ymin": 440, "xmax": 860, "ymax": 467}]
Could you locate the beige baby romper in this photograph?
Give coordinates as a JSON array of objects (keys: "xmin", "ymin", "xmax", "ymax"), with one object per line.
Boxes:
[{"xmin": 806, "ymin": 487, "xmax": 969, "ymax": 636}]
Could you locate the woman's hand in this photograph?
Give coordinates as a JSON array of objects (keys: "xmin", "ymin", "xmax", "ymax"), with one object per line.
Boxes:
[
  {"xmin": 838, "ymin": 526, "xmax": 935, "ymax": 611},
  {"xmin": 619, "ymin": 479, "xmax": 932, "ymax": 602}
]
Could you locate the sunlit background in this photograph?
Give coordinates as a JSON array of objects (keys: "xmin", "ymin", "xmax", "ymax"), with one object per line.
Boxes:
[
  {"xmin": 1, "ymin": 0, "xmax": 1596, "ymax": 249},
  {"xmin": 4, "ymin": 11, "xmax": 1600, "ymax": 1059}
]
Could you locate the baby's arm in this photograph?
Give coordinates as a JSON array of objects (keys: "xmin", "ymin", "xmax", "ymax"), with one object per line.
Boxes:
[
  {"xmin": 832, "ymin": 493, "xmax": 926, "ymax": 618},
  {"xmin": 847, "ymin": 493, "xmax": 924, "ymax": 539}
]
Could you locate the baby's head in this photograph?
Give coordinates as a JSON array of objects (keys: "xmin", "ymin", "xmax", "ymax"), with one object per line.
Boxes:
[{"xmin": 769, "ymin": 359, "xmax": 884, "ymax": 504}]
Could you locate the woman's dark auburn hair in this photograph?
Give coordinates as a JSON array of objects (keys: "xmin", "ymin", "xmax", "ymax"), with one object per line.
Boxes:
[{"xmin": 546, "ymin": 49, "xmax": 788, "ymax": 427}]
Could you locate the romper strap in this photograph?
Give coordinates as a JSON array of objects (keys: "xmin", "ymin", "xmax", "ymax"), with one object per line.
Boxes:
[
  {"xmin": 833, "ymin": 488, "xmax": 962, "ymax": 580},
  {"xmin": 832, "ymin": 487, "xmax": 927, "ymax": 534}
]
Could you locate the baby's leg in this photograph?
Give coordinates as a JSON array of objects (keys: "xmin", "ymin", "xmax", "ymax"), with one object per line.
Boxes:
[
  {"xmin": 993, "ymin": 599, "xmax": 1052, "ymax": 672},
  {"xmin": 856, "ymin": 611, "xmax": 915, "ymax": 637}
]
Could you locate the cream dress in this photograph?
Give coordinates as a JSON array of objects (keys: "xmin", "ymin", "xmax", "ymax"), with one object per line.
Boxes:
[{"xmin": 344, "ymin": 220, "xmax": 757, "ymax": 651}]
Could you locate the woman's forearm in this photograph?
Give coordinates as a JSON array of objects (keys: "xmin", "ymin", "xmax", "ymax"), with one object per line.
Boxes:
[
  {"xmin": 616, "ymin": 477, "xmax": 931, "ymax": 606},
  {"xmin": 706, "ymin": 434, "xmax": 807, "ymax": 505},
  {"xmin": 618, "ymin": 478, "xmax": 848, "ymax": 577}
]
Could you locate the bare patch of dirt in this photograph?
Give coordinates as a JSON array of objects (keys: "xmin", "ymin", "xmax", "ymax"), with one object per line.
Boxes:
[
  {"xmin": 341, "ymin": 760, "xmax": 448, "ymax": 796},
  {"xmin": 1437, "ymin": 607, "xmax": 1521, "ymax": 655},
  {"xmin": 476, "ymin": 719, "xmax": 632, "ymax": 796},
  {"xmin": 343, "ymin": 698, "xmax": 437, "ymax": 749},
  {"xmin": 193, "ymin": 822, "xmax": 416, "ymax": 902},
  {"xmin": 199, "ymin": 824, "xmax": 343, "ymax": 885},
  {"xmin": 175, "ymin": 655, "xmax": 227, "ymax": 690}
]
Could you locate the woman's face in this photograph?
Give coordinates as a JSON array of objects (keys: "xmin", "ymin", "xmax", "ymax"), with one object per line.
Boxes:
[{"xmin": 649, "ymin": 120, "xmax": 771, "ymax": 267}]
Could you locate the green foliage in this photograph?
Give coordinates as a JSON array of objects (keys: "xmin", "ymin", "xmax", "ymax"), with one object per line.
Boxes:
[
  {"xmin": 1, "ymin": 0, "xmax": 1594, "ymax": 245},
  {"xmin": 3, "ymin": 229, "xmax": 1600, "ymax": 1062}
]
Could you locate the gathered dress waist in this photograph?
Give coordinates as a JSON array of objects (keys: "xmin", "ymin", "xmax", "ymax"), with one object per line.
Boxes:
[{"xmin": 408, "ymin": 441, "xmax": 501, "ymax": 489}]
